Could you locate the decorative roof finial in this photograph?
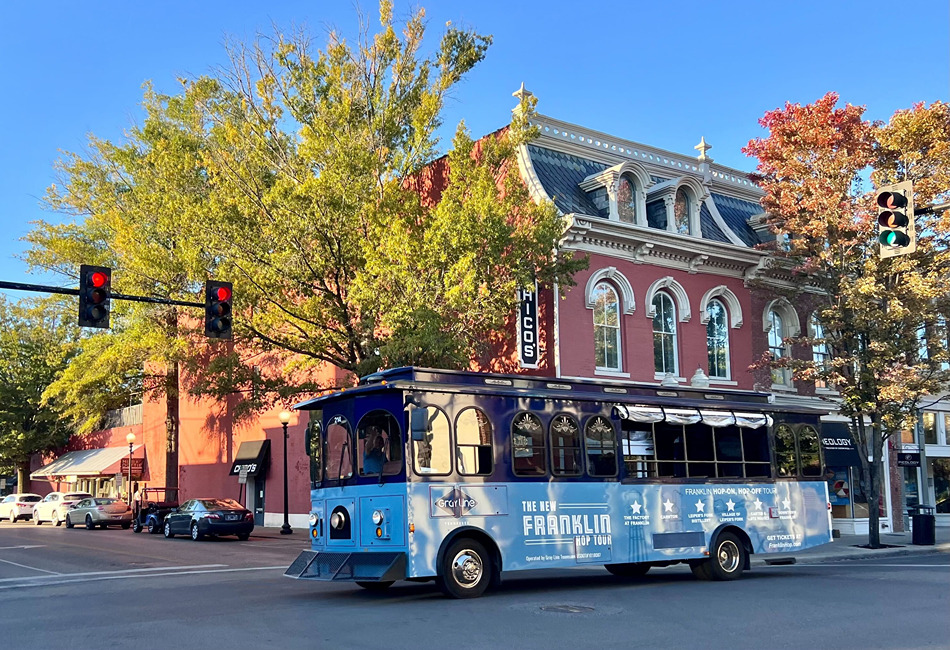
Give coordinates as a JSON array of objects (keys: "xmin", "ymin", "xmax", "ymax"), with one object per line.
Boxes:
[
  {"xmin": 660, "ymin": 372, "xmax": 679, "ymax": 387},
  {"xmin": 695, "ymin": 136, "xmax": 713, "ymax": 163},
  {"xmin": 512, "ymin": 82, "xmax": 534, "ymax": 115},
  {"xmin": 690, "ymin": 367, "xmax": 710, "ymax": 388}
]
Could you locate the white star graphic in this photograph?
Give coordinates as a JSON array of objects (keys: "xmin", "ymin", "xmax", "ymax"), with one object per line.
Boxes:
[
  {"xmin": 695, "ymin": 499, "xmax": 706, "ymax": 513},
  {"xmin": 782, "ymin": 498, "xmax": 791, "ymax": 510},
  {"xmin": 753, "ymin": 498, "xmax": 764, "ymax": 511},
  {"xmin": 663, "ymin": 498, "xmax": 675, "ymax": 513},
  {"xmin": 631, "ymin": 501, "xmax": 642, "ymax": 515},
  {"xmin": 725, "ymin": 499, "xmax": 736, "ymax": 512}
]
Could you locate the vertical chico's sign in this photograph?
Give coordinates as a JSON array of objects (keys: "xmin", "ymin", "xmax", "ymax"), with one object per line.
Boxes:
[{"xmin": 518, "ymin": 283, "xmax": 539, "ymax": 368}]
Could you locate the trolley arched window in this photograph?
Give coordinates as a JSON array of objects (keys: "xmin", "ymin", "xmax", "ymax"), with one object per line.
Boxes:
[
  {"xmin": 357, "ymin": 409, "xmax": 402, "ymax": 477},
  {"xmin": 412, "ymin": 406, "xmax": 451, "ymax": 475},
  {"xmin": 550, "ymin": 414, "xmax": 582, "ymax": 476},
  {"xmin": 325, "ymin": 414, "xmax": 353, "ymax": 481},
  {"xmin": 512, "ymin": 412, "xmax": 546, "ymax": 476},
  {"xmin": 586, "ymin": 415, "xmax": 618, "ymax": 477},
  {"xmin": 456, "ymin": 407, "xmax": 493, "ymax": 476}
]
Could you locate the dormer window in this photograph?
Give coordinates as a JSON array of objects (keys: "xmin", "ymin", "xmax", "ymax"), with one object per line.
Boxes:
[
  {"xmin": 617, "ymin": 175, "xmax": 638, "ymax": 224},
  {"xmin": 674, "ymin": 187, "xmax": 691, "ymax": 235}
]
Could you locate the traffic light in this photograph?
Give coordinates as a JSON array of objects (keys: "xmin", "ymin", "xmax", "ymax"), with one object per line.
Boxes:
[
  {"xmin": 876, "ymin": 180, "xmax": 915, "ymax": 259},
  {"xmin": 78, "ymin": 265, "xmax": 112, "ymax": 328},
  {"xmin": 205, "ymin": 280, "xmax": 233, "ymax": 339}
]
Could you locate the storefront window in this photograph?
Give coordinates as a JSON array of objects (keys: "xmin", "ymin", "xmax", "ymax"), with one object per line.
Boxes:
[{"xmin": 934, "ymin": 459, "xmax": 950, "ymax": 514}]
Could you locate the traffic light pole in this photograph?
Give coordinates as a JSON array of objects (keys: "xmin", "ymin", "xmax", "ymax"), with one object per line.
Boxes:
[{"xmin": 0, "ymin": 280, "xmax": 203, "ymax": 308}]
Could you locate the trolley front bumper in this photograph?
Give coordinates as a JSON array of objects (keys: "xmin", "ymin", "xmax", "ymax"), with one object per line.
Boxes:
[{"xmin": 284, "ymin": 550, "xmax": 407, "ymax": 582}]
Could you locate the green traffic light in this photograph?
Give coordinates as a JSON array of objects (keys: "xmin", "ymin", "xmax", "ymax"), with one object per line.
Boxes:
[{"xmin": 879, "ymin": 230, "xmax": 910, "ymax": 247}]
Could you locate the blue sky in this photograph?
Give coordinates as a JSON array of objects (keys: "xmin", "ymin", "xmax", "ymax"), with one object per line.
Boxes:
[{"xmin": 0, "ymin": 1, "xmax": 946, "ymax": 295}]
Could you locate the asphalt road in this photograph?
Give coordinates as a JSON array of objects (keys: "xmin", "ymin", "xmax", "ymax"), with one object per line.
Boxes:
[{"xmin": 0, "ymin": 520, "xmax": 947, "ymax": 649}]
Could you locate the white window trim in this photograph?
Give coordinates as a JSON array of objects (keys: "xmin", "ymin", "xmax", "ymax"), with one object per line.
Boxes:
[
  {"xmin": 645, "ymin": 276, "xmax": 691, "ymax": 322},
  {"xmin": 699, "ymin": 285, "xmax": 743, "ymax": 329},
  {"xmin": 765, "ymin": 305, "xmax": 796, "ymax": 389},
  {"xmin": 585, "ymin": 267, "xmax": 636, "ymax": 314}
]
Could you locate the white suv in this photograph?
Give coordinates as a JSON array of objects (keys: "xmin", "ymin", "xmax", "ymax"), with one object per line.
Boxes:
[
  {"xmin": 33, "ymin": 492, "xmax": 94, "ymax": 526},
  {"xmin": 0, "ymin": 493, "xmax": 43, "ymax": 523}
]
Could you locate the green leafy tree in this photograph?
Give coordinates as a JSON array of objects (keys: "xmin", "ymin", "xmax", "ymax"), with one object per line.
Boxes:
[
  {"xmin": 744, "ymin": 94, "xmax": 950, "ymax": 547},
  {"xmin": 0, "ymin": 297, "xmax": 81, "ymax": 490},
  {"xmin": 25, "ymin": 3, "xmax": 584, "ymax": 428}
]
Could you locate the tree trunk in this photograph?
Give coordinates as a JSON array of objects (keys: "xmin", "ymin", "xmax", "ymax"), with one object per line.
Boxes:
[{"xmin": 14, "ymin": 460, "xmax": 29, "ymax": 494}]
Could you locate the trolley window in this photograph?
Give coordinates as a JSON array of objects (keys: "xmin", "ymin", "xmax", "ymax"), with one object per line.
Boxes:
[
  {"xmin": 456, "ymin": 407, "xmax": 493, "ymax": 476},
  {"xmin": 512, "ymin": 412, "xmax": 546, "ymax": 476},
  {"xmin": 550, "ymin": 414, "xmax": 582, "ymax": 476}
]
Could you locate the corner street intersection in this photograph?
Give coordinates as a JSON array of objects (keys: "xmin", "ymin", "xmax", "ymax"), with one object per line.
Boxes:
[{"xmin": 0, "ymin": 521, "xmax": 947, "ymax": 649}]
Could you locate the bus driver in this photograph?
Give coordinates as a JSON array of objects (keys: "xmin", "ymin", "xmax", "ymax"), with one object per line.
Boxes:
[{"xmin": 364, "ymin": 430, "xmax": 388, "ymax": 475}]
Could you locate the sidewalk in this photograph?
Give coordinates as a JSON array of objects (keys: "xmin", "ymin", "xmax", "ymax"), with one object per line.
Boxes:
[{"xmin": 753, "ymin": 527, "xmax": 950, "ymax": 566}]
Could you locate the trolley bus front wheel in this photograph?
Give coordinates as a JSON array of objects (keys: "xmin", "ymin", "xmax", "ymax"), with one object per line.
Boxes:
[
  {"xmin": 439, "ymin": 538, "xmax": 492, "ymax": 599},
  {"xmin": 692, "ymin": 532, "xmax": 746, "ymax": 581}
]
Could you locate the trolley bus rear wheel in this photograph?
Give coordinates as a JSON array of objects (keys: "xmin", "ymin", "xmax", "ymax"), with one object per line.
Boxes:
[
  {"xmin": 439, "ymin": 538, "xmax": 491, "ymax": 599},
  {"xmin": 604, "ymin": 563, "xmax": 650, "ymax": 578},
  {"xmin": 356, "ymin": 581, "xmax": 394, "ymax": 591},
  {"xmin": 699, "ymin": 532, "xmax": 745, "ymax": 581}
]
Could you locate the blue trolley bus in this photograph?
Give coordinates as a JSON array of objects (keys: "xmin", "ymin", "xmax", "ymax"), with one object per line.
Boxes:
[{"xmin": 285, "ymin": 367, "xmax": 833, "ymax": 598}]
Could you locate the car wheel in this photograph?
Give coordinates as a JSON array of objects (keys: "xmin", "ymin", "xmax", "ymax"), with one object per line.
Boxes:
[
  {"xmin": 65, "ymin": 514, "xmax": 74, "ymax": 529},
  {"xmin": 163, "ymin": 521, "xmax": 174, "ymax": 538},
  {"xmin": 54, "ymin": 511, "xmax": 62, "ymax": 527},
  {"xmin": 437, "ymin": 538, "xmax": 492, "ymax": 599},
  {"xmin": 34, "ymin": 513, "xmax": 42, "ymax": 525},
  {"xmin": 191, "ymin": 522, "xmax": 203, "ymax": 541},
  {"xmin": 85, "ymin": 515, "xmax": 95, "ymax": 530},
  {"xmin": 147, "ymin": 519, "xmax": 160, "ymax": 535},
  {"xmin": 9, "ymin": 511, "xmax": 17, "ymax": 523},
  {"xmin": 132, "ymin": 519, "xmax": 142, "ymax": 533},
  {"xmin": 237, "ymin": 532, "xmax": 250, "ymax": 541}
]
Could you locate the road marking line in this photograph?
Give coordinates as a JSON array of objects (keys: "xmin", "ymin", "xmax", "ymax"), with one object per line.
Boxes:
[
  {"xmin": 0, "ymin": 558, "xmax": 61, "ymax": 575},
  {"xmin": 0, "ymin": 545, "xmax": 46, "ymax": 551},
  {"xmin": 0, "ymin": 564, "xmax": 226, "ymax": 583},
  {"xmin": 0, "ymin": 565, "xmax": 287, "ymax": 590}
]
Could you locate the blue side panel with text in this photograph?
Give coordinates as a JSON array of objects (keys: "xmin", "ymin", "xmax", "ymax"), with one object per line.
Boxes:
[{"xmin": 406, "ymin": 481, "xmax": 831, "ymax": 576}]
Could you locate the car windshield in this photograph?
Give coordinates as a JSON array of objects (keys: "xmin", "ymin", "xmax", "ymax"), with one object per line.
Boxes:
[
  {"xmin": 64, "ymin": 494, "xmax": 91, "ymax": 500},
  {"xmin": 200, "ymin": 499, "xmax": 243, "ymax": 510},
  {"xmin": 94, "ymin": 498, "xmax": 117, "ymax": 505},
  {"xmin": 21, "ymin": 496, "xmax": 41, "ymax": 502}
]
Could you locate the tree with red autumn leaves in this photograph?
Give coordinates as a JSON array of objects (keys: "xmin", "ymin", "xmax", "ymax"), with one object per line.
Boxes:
[{"xmin": 744, "ymin": 94, "xmax": 950, "ymax": 548}]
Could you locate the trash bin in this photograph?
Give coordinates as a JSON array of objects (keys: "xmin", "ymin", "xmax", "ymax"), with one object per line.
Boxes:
[{"xmin": 911, "ymin": 505, "xmax": 936, "ymax": 546}]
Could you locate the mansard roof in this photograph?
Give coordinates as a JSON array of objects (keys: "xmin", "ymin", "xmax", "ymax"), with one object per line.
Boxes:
[{"xmin": 520, "ymin": 114, "xmax": 768, "ymax": 249}]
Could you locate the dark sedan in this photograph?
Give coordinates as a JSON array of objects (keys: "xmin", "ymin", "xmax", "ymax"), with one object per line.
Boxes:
[{"xmin": 163, "ymin": 498, "xmax": 254, "ymax": 541}]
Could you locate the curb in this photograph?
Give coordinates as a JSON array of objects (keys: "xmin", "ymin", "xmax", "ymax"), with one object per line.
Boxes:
[{"xmin": 753, "ymin": 542, "xmax": 950, "ymax": 566}]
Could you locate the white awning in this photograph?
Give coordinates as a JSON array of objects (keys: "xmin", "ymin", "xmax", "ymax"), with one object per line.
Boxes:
[
  {"xmin": 615, "ymin": 405, "xmax": 772, "ymax": 430},
  {"xmin": 30, "ymin": 445, "xmax": 144, "ymax": 480}
]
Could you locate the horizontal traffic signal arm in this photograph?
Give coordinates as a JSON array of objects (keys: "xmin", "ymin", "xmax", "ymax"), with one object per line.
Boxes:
[{"xmin": 0, "ymin": 280, "xmax": 203, "ymax": 308}]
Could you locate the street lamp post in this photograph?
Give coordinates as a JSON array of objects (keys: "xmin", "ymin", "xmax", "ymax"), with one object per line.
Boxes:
[
  {"xmin": 125, "ymin": 431, "xmax": 136, "ymax": 504},
  {"xmin": 279, "ymin": 410, "xmax": 292, "ymax": 535}
]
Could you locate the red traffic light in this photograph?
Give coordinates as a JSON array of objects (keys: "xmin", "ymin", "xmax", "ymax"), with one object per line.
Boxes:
[
  {"xmin": 214, "ymin": 286, "xmax": 232, "ymax": 301},
  {"xmin": 90, "ymin": 271, "xmax": 109, "ymax": 288}
]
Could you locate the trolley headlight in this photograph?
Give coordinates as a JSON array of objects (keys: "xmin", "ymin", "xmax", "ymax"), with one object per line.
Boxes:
[
  {"xmin": 330, "ymin": 511, "xmax": 346, "ymax": 530},
  {"xmin": 372, "ymin": 509, "xmax": 384, "ymax": 525},
  {"xmin": 308, "ymin": 513, "xmax": 318, "ymax": 527}
]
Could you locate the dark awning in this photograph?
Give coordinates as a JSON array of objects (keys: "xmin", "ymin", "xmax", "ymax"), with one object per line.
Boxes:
[
  {"xmin": 229, "ymin": 440, "xmax": 270, "ymax": 477},
  {"xmin": 821, "ymin": 422, "xmax": 861, "ymax": 467}
]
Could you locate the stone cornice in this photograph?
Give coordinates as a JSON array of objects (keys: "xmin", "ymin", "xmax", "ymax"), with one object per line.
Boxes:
[{"xmin": 561, "ymin": 214, "xmax": 767, "ymax": 280}]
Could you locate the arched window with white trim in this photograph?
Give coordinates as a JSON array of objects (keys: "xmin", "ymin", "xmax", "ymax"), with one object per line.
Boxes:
[
  {"xmin": 768, "ymin": 310, "xmax": 790, "ymax": 386},
  {"xmin": 593, "ymin": 282, "xmax": 622, "ymax": 371},
  {"xmin": 706, "ymin": 299, "xmax": 729, "ymax": 379},
  {"xmin": 652, "ymin": 291, "xmax": 677, "ymax": 375}
]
